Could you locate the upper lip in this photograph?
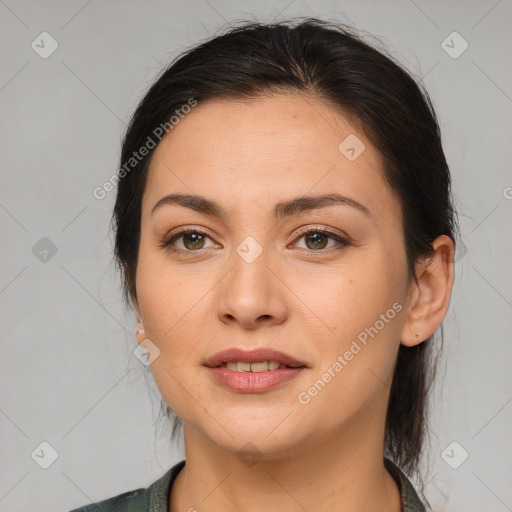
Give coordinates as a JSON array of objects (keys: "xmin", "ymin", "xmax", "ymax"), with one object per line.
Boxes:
[{"xmin": 203, "ymin": 348, "xmax": 308, "ymax": 368}]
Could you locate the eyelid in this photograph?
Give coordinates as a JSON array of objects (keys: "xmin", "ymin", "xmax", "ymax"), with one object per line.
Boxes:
[
  {"xmin": 161, "ymin": 224, "xmax": 351, "ymax": 252},
  {"xmin": 289, "ymin": 225, "xmax": 351, "ymax": 253},
  {"xmin": 292, "ymin": 224, "xmax": 351, "ymax": 243},
  {"xmin": 160, "ymin": 225, "xmax": 217, "ymax": 249}
]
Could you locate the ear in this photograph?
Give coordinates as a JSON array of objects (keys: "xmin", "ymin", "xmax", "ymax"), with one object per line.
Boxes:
[
  {"xmin": 401, "ymin": 235, "xmax": 455, "ymax": 346},
  {"xmin": 132, "ymin": 291, "xmax": 144, "ymax": 345},
  {"xmin": 135, "ymin": 321, "xmax": 146, "ymax": 345},
  {"xmin": 132, "ymin": 298, "xmax": 141, "ymax": 322},
  {"xmin": 126, "ymin": 271, "xmax": 141, "ymax": 323}
]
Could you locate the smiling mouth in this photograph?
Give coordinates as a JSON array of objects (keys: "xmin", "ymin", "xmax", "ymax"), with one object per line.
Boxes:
[
  {"xmin": 215, "ymin": 361, "xmax": 305, "ymax": 372},
  {"xmin": 205, "ymin": 359, "xmax": 307, "ymax": 393},
  {"xmin": 203, "ymin": 347, "xmax": 308, "ymax": 370}
]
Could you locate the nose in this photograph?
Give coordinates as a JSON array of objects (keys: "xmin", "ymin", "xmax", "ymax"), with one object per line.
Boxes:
[{"xmin": 216, "ymin": 246, "xmax": 288, "ymax": 330}]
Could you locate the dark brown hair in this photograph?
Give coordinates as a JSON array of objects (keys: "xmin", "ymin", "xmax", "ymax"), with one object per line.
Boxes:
[{"xmin": 112, "ymin": 18, "xmax": 457, "ymax": 483}]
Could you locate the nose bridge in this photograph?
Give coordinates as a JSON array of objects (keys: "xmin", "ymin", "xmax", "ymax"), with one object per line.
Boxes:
[
  {"xmin": 218, "ymin": 234, "xmax": 287, "ymax": 327},
  {"xmin": 229, "ymin": 235, "xmax": 272, "ymax": 302}
]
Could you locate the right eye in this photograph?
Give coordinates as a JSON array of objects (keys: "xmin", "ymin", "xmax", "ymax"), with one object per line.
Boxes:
[{"xmin": 161, "ymin": 228, "xmax": 220, "ymax": 253}]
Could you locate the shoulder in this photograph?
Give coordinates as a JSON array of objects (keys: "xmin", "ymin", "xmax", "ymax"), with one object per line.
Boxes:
[
  {"xmin": 68, "ymin": 487, "xmax": 148, "ymax": 512},
  {"xmin": 384, "ymin": 458, "xmax": 429, "ymax": 512},
  {"xmin": 68, "ymin": 460, "xmax": 186, "ymax": 512}
]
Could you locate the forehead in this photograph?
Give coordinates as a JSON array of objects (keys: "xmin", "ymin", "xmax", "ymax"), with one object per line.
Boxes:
[{"xmin": 142, "ymin": 93, "xmax": 399, "ymax": 223}]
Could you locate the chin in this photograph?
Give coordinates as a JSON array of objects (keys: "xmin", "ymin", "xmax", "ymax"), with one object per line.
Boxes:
[
  {"xmin": 219, "ymin": 430, "xmax": 302, "ymax": 460},
  {"xmin": 197, "ymin": 409, "xmax": 309, "ymax": 456}
]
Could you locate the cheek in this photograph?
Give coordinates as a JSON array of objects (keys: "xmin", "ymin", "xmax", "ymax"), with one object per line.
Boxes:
[
  {"xmin": 292, "ymin": 287, "xmax": 404, "ymax": 429},
  {"xmin": 135, "ymin": 242, "xmax": 227, "ymax": 376},
  {"xmin": 293, "ymin": 253, "xmax": 407, "ymax": 402},
  {"xmin": 136, "ymin": 238, "xmax": 197, "ymax": 334},
  {"xmin": 135, "ymin": 256, "xmax": 215, "ymax": 425},
  {"xmin": 292, "ymin": 251, "xmax": 407, "ymax": 344},
  {"xmin": 136, "ymin": 266, "xmax": 210, "ymax": 350}
]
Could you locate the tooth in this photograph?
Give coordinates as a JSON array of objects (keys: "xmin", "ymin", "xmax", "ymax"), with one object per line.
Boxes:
[
  {"xmin": 250, "ymin": 361, "xmax": 268, "ymax": 372},
  {"xmin": 223, "ymin": 360, "xmax": 285, "ymax": 372},
  {"xmin": 237, "ymin": 362, "xmax": 251, "ymax": 372}
]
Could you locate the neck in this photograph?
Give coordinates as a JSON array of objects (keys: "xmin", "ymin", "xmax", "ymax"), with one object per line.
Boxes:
[{"xmin": 169, "ymin": 414, "xmax": 401, "ymax": 512}]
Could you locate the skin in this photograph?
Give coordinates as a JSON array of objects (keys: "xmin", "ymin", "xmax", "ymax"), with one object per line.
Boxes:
[{"xmin": 133, "ymin": 93, "xmax": 454, "ymax": 512}]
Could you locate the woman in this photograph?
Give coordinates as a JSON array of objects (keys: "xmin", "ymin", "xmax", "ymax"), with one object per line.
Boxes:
[{"xmin": 71, "ymin": 18, "xmax": 456, "ymax": 512}]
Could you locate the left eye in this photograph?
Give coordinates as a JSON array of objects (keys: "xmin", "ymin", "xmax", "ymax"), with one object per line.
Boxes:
[{"xmin": 292, "ymin": 229, "xmax": 348, "ymax": 251}]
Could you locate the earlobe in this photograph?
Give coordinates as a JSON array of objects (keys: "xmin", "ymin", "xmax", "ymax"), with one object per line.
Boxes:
[
  {"xmin": 135, "ymin": 322, "xmax": 145, "ymax": 345},
  {"xmin": 401, "ymin": 235, "xmax": 455, "ymax": 347}
]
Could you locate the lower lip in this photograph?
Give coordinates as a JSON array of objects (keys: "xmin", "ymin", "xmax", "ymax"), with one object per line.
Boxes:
[{"xmin": 206, "ymin": 366, "xmax": 306, "ymax": 393}]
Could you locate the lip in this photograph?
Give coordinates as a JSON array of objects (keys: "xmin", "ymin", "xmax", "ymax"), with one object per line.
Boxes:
[
  {"xmin": 203, "ymin": 348, "xmax": 308, "ymax": 369},
  {"xmin": 206, "ymin": 366, "xmax": 306, "ymax": 393},
  {"xmin": 203, "ymin": 348, "xmax": 308, "ymax": 394}
]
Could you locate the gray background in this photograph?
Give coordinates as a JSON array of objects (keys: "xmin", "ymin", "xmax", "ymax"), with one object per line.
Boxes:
[{"xmin": 1, "ymin": 1, "xmax": 511, "ymax": 511}]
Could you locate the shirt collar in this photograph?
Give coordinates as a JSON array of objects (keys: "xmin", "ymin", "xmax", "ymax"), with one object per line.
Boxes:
[
  {"xmin": 147, "ymin": 458, "xmax": 429, "ymax": 511},
  {"xmin": 384, "ymin": 458, "xmax": 429, "ymax": 511}
]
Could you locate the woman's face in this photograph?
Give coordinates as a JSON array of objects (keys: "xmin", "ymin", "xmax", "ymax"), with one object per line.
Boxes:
[{"xmin": 135, "ymin": 93, "xmax": 412, "ymax": 455}]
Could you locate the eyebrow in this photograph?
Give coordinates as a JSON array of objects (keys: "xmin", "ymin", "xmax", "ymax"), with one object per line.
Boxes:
[{"xmin": 151, "ymin": 192, "xmax": 370, "ymax": 220}]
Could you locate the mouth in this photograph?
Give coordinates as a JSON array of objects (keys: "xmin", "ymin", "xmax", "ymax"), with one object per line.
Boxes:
[
  {"xmin": 203, "ymin": 347, "xmax": 308, "ymax": 370},
  {"xmin": 215, "ymin": 361, "xmax": 299, "ymax": 371},
  {"xmin": 203, "ymin": 348, "xmax": 308, "ymax": 393}
]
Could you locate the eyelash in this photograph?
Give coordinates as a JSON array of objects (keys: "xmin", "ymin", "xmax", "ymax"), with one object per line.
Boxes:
[{"xmin": 160, "ymin": 226, "xmax": 350, "ymax": 255}]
